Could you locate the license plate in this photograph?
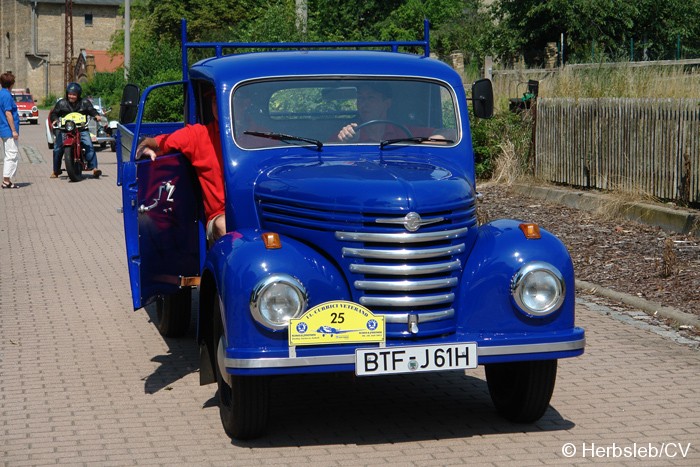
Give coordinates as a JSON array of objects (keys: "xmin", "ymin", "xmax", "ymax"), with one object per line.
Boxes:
[{"xmin": 355, "ymin": 343, "xmax": 477, "ymax": 376}]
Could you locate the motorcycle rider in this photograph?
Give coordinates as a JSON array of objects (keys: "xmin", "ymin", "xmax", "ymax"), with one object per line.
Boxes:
[{"xmin": 50, "ymin": 82, "xmax": 103, "ymax": 178}]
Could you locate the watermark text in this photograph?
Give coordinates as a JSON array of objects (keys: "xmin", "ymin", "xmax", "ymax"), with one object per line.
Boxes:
[{"xmin": 561, "ymin": 442, "xmax": 692, "ymax": 459}]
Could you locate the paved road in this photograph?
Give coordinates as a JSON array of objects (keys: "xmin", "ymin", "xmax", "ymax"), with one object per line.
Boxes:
[{"xmin": 2, "ymin": 112, "xmax": 699, "ymax": 466}]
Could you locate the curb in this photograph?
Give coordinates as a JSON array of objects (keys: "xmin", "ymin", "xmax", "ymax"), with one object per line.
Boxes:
[
  {"xmin": 576, "ymin": 279, "xmax": 700, "ymax": 329},
  {"xmin": 510, "ymin": 183, "xmax": 699, "ymax": 236}
]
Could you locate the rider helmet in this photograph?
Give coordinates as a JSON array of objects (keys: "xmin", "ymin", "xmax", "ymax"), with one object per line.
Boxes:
[{"xmin": 66, "ymin": 82, "xmax": 82, "ymax": 99}]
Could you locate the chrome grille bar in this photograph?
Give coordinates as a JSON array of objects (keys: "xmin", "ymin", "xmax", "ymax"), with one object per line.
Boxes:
[
  {"xmin": 342, "ymin": 243, "xmax": 465, "ymax": 260},
  {"xmin": 354, "ymin": 277, "xmax": 458, "ymax": 291},
  {"xmin": 349, "ymin": 259, "xmax": 461, "ymax": 275},
  {"xmin": 335, "ymin": 227, "xmax": 468, "ymax": 243},
  {"xmin": 360, "ymin": 293, "xmax": 455, "ymax": 307}
]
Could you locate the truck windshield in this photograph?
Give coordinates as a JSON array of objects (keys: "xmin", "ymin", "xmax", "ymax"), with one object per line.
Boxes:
[{"xmin": 232, "ymin": 78, "xmax": 459, "ymax": 149}]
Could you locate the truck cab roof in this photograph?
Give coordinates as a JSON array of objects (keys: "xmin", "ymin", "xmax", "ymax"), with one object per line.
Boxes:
[{"xmin": 191, "ymin": 50, "xmax": 461, "ymax": 85}]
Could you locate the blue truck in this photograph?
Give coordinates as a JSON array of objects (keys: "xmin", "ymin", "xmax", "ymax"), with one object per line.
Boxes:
[{"xmin": 116, "ymin": 20, "xmax": 585, "ymax": 440}]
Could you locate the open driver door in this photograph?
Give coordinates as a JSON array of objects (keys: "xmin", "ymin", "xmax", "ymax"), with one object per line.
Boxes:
[{"xmin": 117, "ymin": 83, "xmax": 205, "ymax": 337}]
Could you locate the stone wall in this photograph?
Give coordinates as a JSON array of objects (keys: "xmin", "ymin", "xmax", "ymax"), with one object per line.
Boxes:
[
  {"xmin": 0, "ymin": 1, "xmax": 122, "ymax": 102},
  {"xmin": 0, "ymin": 0, "xmax": 31, "ymax": 90}
]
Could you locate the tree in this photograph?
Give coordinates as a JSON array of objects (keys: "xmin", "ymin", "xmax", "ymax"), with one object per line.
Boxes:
[
  {"xmin": 425, "ymin": 1, "xmax": 493, "ymax": 63},
  {"xmin": 306, "ymin": 0, "xmax": 406, "ymax": 41},
  {"xmin": 489, "ymin": 0, "xmax": 633, "ymax": 65},
  {"xmin": 82, "ymin": 72, "xmax": 126, "ymax": 118},
  {"xmin": 234, "ymin": 0, "xmax": 305, "ymax": 43},
  {"xmin": 631, "ymin": 0, "xmax": 700, "ymax": 60},
  {"xmin": 488, "ymin": 0, "xmax": 700, "ymax": 66}
]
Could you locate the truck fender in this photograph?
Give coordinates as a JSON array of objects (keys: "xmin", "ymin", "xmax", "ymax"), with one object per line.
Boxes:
[
  {"xmin": 196, "ymin": 229, "xmax": 350, "ymax": 375},
  {"xmin": 457, "ymin": 219, "xmax": 576, "ymax": 332}
]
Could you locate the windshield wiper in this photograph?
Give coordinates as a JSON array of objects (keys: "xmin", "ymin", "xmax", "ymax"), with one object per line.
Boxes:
[
  {"xmin": 244, "ymin": 131, "xmax": 323, "ymax": 150},
  {"xmin": 379, "ymin": 136, "xmax": 455, "ymax": 149}
]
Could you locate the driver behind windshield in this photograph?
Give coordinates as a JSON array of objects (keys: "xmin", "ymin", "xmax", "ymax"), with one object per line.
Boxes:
[
  {"xmin": 336, "ymin": 83, "xmax": 396, "ymax": 142},
  {"xmin": 335, "ymin": 83, "xmax": 448, "ymax": 143}
]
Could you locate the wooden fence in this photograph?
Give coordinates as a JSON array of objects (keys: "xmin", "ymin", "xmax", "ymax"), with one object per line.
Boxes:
[{"xmin": 535, "ymin": 98, "xmax": 700, "ymax": 204}]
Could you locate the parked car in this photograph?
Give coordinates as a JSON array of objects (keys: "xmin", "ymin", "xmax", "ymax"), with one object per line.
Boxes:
[{"xmin": 11, "ymin": 89, "xmax": 39, "ymax": 125}]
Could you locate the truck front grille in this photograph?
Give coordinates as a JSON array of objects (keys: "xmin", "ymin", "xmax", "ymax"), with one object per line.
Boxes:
[
  {"xmin": 258, "ymin": 194, "xmax": 476, "ymax": 335},
  {"xmin": 336, "ymin": 226, "xmax": 467, "ymax": 328}
]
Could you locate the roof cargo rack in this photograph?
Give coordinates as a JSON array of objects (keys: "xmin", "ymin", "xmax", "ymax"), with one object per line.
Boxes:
[{"xmin": 179, "ymin": 18, "xmax": 431, "ymax": 80}]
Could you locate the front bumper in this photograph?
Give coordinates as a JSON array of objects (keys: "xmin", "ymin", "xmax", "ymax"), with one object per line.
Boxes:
[
  {"xmin": 94, "ymin": 135, "xmax": 116, "ymax": 145},
  {"xmin": 18, "ymin": 111, "xmax": 38, "ymax": 123},
  {"xmin": 224, "ymin": 327, "xmax": 585, "ymax": 375}
]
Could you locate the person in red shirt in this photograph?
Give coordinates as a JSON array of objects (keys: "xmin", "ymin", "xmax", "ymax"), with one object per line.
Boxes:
[{"xmin": 136, "ymin": 92, "xmax": 226, "ymax": 242}]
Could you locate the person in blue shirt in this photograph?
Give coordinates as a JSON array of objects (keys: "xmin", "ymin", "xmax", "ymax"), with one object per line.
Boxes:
[
  {"xmin": 0, "ymin": 72, "xmax": 20, "ymax": 188},
  {"xmin": 50, "ymin": 82, "xmax": 103, "ymax": 178}
]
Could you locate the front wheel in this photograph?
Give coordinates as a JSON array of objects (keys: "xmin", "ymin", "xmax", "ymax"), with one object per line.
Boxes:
[
  {"xmin": 214, "ymin": 305, "xmax": 269, "ymax": 440},
  {"xmin": 63, "ymin": 146, "xmax": 83, "ymax": 182},
  {"xmin": 155, "ymin": 288, "xmax": 192, "ymax": 338},
  {"xmin": 485, "ymin": 359, "xmax": 557, "ymax": 423}
]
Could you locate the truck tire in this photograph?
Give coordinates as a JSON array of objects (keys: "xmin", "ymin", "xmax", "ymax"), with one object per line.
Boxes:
[
  {"xmin": 485, "ymin": 359, "xmax": 557, "ymax": 423},
  {"xmin": 63, "ymin": 147, "xmax": 83, "ymax": 182},
  {"xmin": 155, "ymin": 288, "xmax": 191, "ymax": 338},
  {"xmin": 214, "ymin": 307, "xmax": 269, "ymax": 440}
]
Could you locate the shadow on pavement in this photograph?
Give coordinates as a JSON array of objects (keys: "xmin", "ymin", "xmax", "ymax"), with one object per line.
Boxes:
[
  {"xmin": 232, "ymin": 372, "xmax": 575, "ymax": 447},
  {"xmin": 142, "ymin": 301, "xmax": 200, "ymax": 394}
]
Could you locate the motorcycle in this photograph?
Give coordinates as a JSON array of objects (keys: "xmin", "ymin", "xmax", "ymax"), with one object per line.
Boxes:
[{"xmin": 53, "ymin": 111, "xmax": 93, "ymax": 182}]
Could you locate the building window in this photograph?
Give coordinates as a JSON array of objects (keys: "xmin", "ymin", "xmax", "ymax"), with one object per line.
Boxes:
[
  {"xmin": 85, "ymin": 14, "xmax": 93, "ymax": 27},
  {"xmin": 5, "ymin": 32, "xmax": 10, "ymax": 59}
]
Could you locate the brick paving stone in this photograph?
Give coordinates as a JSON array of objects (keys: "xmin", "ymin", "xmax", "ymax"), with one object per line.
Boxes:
[{"xmin": 1, "ymin": 113, "xmax": 699, "ymax": 466}]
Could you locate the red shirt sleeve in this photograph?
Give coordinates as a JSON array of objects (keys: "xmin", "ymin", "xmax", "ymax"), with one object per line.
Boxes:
[{"xmin": 154, "ymin": 124, "xmax": 225, "ymax": 223}]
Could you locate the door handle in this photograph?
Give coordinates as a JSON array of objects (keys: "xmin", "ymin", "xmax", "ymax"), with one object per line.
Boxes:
[{"xmin": 138, "ymin": 199, "xmax": 159, "ymax": 213}]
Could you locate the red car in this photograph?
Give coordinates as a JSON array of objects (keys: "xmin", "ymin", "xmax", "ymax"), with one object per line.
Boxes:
[{"xmin": 11, "ymin": 89, "xmax": 39, "ymax": 125}]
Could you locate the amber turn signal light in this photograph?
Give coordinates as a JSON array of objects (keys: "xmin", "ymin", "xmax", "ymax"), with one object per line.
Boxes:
[
  {"xmin": 262, "ymin": 232, "xmax": 282, "ymax": 249},
  {"xmin": 519, "ymin": 223, "xmax": 541, "ymax": 239}
]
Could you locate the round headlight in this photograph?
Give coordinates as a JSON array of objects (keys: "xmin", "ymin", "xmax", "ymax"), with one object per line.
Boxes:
[
  {"xmin": 511, "ymin": 262, "xmax": 565, "ymax": 316},
  {"xmin": 250, "ymin": 274, "xmax": 307, "ymax": 330},
  {"xmin": 65, "ymin": 120, "xmax": 76, "ymax": 132}
]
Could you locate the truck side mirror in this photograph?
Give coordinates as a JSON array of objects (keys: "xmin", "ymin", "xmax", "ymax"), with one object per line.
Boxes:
[
  {"xmin": 471, "ymin": 79, "xmax": 494, "ymax": 119},
  {"xmin": 119, "ymin": 84, "xmax": 140, "ymax": 124}
]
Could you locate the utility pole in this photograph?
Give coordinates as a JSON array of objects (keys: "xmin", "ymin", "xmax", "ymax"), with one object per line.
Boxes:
[
  {"xmin": 295, "ymin": 0, "xmax": 307, "ymax": 36},
  {"xmin": 64, "ymin": 0, "xmax": 74, "ymax": 86},
  {"xmin": 124, "ymin": 0, "xmax": 130, "ymax": 79}
]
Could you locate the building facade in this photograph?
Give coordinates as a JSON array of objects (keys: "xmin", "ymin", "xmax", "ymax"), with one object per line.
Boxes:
[{"xmin": 0, "ymin": 0, "xmax": 123, "ymax": 101}]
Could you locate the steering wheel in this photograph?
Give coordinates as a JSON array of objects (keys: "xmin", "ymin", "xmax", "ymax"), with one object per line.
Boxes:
[{"xmin": 353, "ymin": 119, "xmax": 412, "ymax": 140}]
